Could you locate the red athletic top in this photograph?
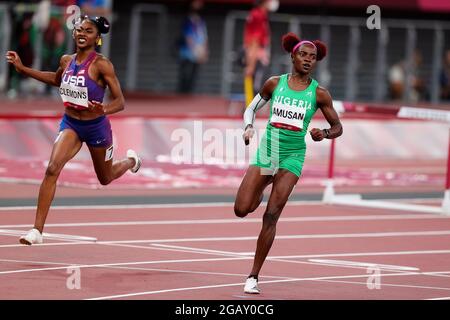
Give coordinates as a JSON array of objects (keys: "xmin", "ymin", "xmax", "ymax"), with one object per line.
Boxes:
[{"xmin": 244, "ymin": 7, "xmax": 270, "ymax": 48}]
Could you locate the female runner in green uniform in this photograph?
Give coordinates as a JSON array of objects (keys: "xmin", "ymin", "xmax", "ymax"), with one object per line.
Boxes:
[{"xmin": 234, "ymin": 32, "xmax": 343, "ymax": 294}]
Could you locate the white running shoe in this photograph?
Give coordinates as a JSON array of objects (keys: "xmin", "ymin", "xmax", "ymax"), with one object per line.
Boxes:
[
  {"xmin": 127, "ymin": 149, "xmax": 142, "ymax": 173},
  {"xmin": 19, "ymin": 228, "xmax": 43, "ymax": 245},
  {"xmin": 244, "ymin": 276, "xmax": 260, "ymax": 294}
]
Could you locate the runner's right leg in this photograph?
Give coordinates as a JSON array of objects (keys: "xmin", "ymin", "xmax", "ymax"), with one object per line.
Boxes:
[
  {"xmin": 33, "ymin": 129, "xmax": 82, "ymax": 233},
  {"xmin": 234, "ymin": 165, "xmax": 273, "ymax": 218}
]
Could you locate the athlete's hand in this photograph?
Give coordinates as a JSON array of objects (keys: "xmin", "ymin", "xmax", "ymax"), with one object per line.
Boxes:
[
  {"xmin": 5, "ymin": 51, "xmax": 24, "ymax": 73},
  {"xmin": 310, "ymin": 128, "xmax": 325, "ymax": 141},
  {"xmin": 243, "ymin": 124, "xmax": 255, "ymax": 145},
  {"xmin": 88, "ymin": 100, "xmax": 105, "ymax": 115}
]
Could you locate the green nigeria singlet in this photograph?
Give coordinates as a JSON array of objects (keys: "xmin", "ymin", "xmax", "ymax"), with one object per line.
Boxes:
[{"xmin": 252, "ymin": 74, "xmax": 319, "ymax": 177}]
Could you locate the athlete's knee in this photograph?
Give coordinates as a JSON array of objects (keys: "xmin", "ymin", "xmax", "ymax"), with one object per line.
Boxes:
[
  {"xmin": 262, "ymin": 210, "xmax": 280, "ymax": 228},
  {"xmin": 45, "ymin": 161, "xmax": 63, "ymax": 177},
  {"xmin": 97, "ymin": 175, "xmax": 113, "ymax": 186},
  {"xmin": 234, "ymin": 204, "xmax": 250, "ymax": 218}
]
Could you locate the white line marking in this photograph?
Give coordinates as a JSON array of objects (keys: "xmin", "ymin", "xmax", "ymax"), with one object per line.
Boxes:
[
  {"xmin": 0, "ymin": 257, "xmax": 250, "ymax": 275},
  {"xmin": 0, "ymin": 200, "xmax": 323, "ymax": 211},
  {"xmin": 0, "ymin": 241, "xmax": 91, "ymax": 248},
  {"xmin": 151, "ymin": 230, "xmax": 450, "ymax": 242},
  {"xmin": 0, "ymin": 258, "xmax": 74, "ymax": 266},
  {"xmin": 0, "ymin": 197, "xmax": 442, "ymax": 213},
  {"xmin": 150, "ymin": 244, "xmax": 252, "ymax": 256},
  {"xmin": 2, "ymin": 255, "xmax": 449, "ymax": 298},
  {"xmin": 314, "ymin": 278, "xmax": 450, "ymax": 292},
  {"xmin": 2, "ymin": 247, "xmax": 450, "ymax": 276},
  {"xmin": 103, "ymin": 265, "xmax": 292, "ymax": 280},
  {"xmin": 148, "ymin": 244, "xmax": 418, "ymax": 275},
  {"xmin": 421, "ymin": 272, "xmax": 450, "ymax": 278},
  {"xmin": 0, "ymin": 213, "xmax": 447, "ymax": 229},
  {"xmin": 100, "ymin": 230, "xmax": 450, "ymax": 243},
  {"xmin": 271, "ymin": 249, "xmax": 450, "ymax": 259},
  {"xmin": 86, "ymin": 270, "xmax": 448, "ymax": 300},
  {"xmin": 98, "ymin": 242, "xmax": 251, "ymax": 257},
  {"xmin": 0, "ymin": 229, "xmax": 97, "ymax": 242},
  {"xmin": 3, "ymin": 230, "xmax": 450, "ymax": 249},
  {"xmin": 99, "ymin": 243, "xmax": 413, "ymax": 275},
  {"xmin": 3, "ymin": 230, "xmax": 450, "ymax": 248},
  {"xmin": 332, "ymin": 198, "xmax": 442, "ymax": 214},
  {"xmin": 0, "ymin": 258, "xmax": 290, "ymax": 280},
  {"xmin": 148, "ymin": 244, "xmax": 416, "ymax": 274},
  {"xmin": 308, "ymin": 259, "xmax": 420, "ymax": 271}
]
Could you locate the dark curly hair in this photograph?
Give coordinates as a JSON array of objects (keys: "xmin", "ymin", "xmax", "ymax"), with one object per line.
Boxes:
[
  {"xmin": 281, "ymin": 32, "xmax": 327, "ymax": 61},
  {"xmin": 80, "ymin": 15, "xmax": 110, "ymax": 35}
]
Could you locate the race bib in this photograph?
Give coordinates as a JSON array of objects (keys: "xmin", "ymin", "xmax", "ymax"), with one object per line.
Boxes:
[
  {"xmin": 270, "ymin": 103, "xmax": 306, "ymax": 131},
  {"xmin": 59, "ymin": 82, "xmax": 88, "ymax": 108}
]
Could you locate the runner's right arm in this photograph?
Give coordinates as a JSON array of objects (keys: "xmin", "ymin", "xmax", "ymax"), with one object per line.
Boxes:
[
  {"xmin": 243, "ymin": 76, "xmax": 279, "ymax": 145},
  {"xmin": 5, "ymin": 51, "xmax": 70, "ymax": 86}
]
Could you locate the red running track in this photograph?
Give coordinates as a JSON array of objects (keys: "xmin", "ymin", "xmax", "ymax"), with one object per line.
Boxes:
[{"xmin": 1, "ymin": 199, "xmax": 450, "ymax": 300}]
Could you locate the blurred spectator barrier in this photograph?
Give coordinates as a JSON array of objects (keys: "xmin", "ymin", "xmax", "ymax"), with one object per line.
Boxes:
[
  {"xmin": 125, "ymin": 3, "xmax": 167, "ymax": 92},
  {"xmin": 221, "ymin": 11, "xmax": 450, "ymax": 104},
  {"xmin": 0, "ymin": 4, "xmax": 11, "ymax": 92}
]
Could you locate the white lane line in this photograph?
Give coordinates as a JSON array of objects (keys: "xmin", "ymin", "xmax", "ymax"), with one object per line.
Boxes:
[
  {"xmin": 0, "ymin": 229, "xmax": 97, "ymax": 242},
  {"xmin": 3, "ymin": 230, "xmax": 450, "ymax": 248},
  {"xmin": 0, "ymin": 200, "xmax": 323, "ymax": 211},
  {"xmin": 0, "ymin": 198, "xmax": 445, "ymax": 212},
  {"xmin": 86, "ymin": 270, "xmax": 449, "ymax": 300},
  {"xmin": 332, "ymin": 198, "xmax": 442, "ymax": 214},
  {"xmin": 313, "ymin": 278, "xmax": 450, "ymax": 292},
  {"xmin": 0, "ymin": 258, "xmax": 291, "ymax": 281},
  {"xmin": 103, "ymin": 265, "xmax": 292, "ymax": 280},
  {"xmin": 102, "ymin": 230, "xmax": 450, "ymax": 243},
  {"xmin": 2, "ymin": 246, "xmax": 449, "ymax": 277},
  {"xmin": 147, "ymin": 244, "xmax": 417, "ymax": 275},
  {"xmin": 308, "ymin": 259, "xmax": 420, "ymax": 271},
  {"xmin": 148, "ymin": 244, "xmax": 419, "ymax": 274},
  {"xmin": 0, "ymin": 259, "xmax": 450, "ymax": 300},
  {"xmin": 0, "ymin": 257, "xmax": 250, "ymax": 275},
  {"xmin": 271, "ymin": 249, "xmax": 450, "ymax": 260},
  {"xmin": 421, "ymin": 272, "xmax": 450, "ymax": 278},
  {"xmin": 97, "ymin": 242, "xmax": 251, "ymax": 257},
  {"xmin": 0, "ymin": 258, "xmax": 74, "ymax": 266},
  {"xmin": 97, "ymin": 243, "xmax": 416, "ymax": 275},
  {"xmin": 0, "ymin": 241, "xmax": 92, "ymax": 248},
  {"xmin": 0, "ymin": 213, "xmax": 447, "ymax": 229},
  {"xmin": 150, "ymin": 244, "xmax": 253, "ymax": 256}
]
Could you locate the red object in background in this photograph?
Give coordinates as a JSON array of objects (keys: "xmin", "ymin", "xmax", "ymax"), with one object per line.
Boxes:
[
  {"xmin": 244, "ymin": 6, "xmax": 270, "ymax": 47},
  {"xmin": 418, "ymin": 0, "xmax": 450, "ymax": 12}
]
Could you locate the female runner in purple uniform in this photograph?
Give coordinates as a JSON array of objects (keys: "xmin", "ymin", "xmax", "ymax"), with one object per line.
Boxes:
[{"xmin": 6, "ymin": 16, "xmax": 141, "ymax": 245}]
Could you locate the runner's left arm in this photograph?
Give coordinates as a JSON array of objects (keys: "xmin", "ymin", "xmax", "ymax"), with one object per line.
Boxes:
[
  {"xmin": 310, "ymin": 87, "xmax": 343, "ymax": 141},
  {"xmin": 92, "ymin": 57, "xmax": 125, "ymax": 115}
]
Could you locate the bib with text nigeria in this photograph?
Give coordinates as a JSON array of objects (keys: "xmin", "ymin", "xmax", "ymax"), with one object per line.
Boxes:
[{"xmin": 269, "ymin": 95, "xmax": 312, "ymax": 131}]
